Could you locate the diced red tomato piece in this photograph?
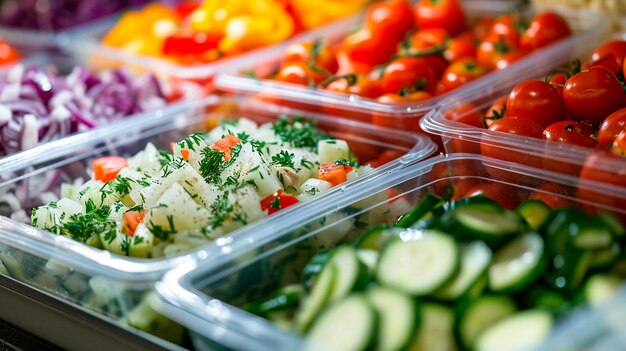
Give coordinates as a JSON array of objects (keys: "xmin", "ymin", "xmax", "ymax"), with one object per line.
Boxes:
[
  {"xmin": 260, "ymin": 190, "xmax": 300, "ymax": 215},
  {"xmin": 123, "ymin": 211, "xmax": 146, "ymax": 236},
  {"xmin": 93, "ymin": 156, "xmax": 128, "ymax": 183}
]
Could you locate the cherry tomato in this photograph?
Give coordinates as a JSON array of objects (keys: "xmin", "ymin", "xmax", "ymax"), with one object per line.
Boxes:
[
  {"xmin": 484, "ymin": 96, "xmax": 508, "ymax": 127},
  {"xmin": 543, "ymin": 121, "xmax": 597, "ymax": 148},
  {"xmin": 547, "ymin": 72, "xmax": 567, "ymax": 95},
  {"xmin": 477, "ymin": 34, "xmax": 518, "ymax": 70},
  {"xmin": 260, "ymin": 190, "xmax": 300, "ymax": 215},
  {"xmin": 584, "ymin": 53, "xmax": 622, "ymax": 76},
  {"xmin": 481, "ymin": 117, "xmax": 545, "ymax": 177},
  {"xmin": 520, "ymin": 12, "xmax": 571, "ymax": 51},
  {"xmin": 611, "ymin": 128, "xmax": 626, "ymax": 156},
  {"xmin": 283, "ymin": 40, "xmax": 338, "ymax": 75},
  {"xmin": 326, "ymin": 74, "xmax": 383, "ymax": 99},
  {"xmin": 0, "ymin": 39, "xmax": 20, "ymax": 65},
  {"xmin": 376, "ymin": 91, "xmax": 432, "ymax": 103},
  {"xmin": 444, "ymin": 31, "xmax": 477, "ymax": 62},
  {"xmin": 429, "ymin": 160, "xmax": 480, "ymax": 200},
  {"xmin": 506, "ymin": 80, "xmax": 565, "ymax": 128},
  {"xmin": 563, "ymin": 67, "xmax": 626, "ymax": 124},
  {"xmin": 592, "ymin": 40, "xmax": 626, "ymax": 69},
  {"xmin": 366, "ymin": 0, "xmax": 415, "ymax": 40},
  {"xmin": 341, "ymin": 24, "xmax": 399, "ymax": 68},
  {"xmin": 420, "ymin": 55, "xmax": 449, "ymax": 79},
  {"xmin": 489, "ymin": 13, "xmax": 523, "ymax": 45},
  {"xmin": 473, "ymin": 17, "xmax": 495, "ymax": 41},
  {"xmin": 275, "ymin": 62, "xmax": 328, "ymax": 86},
  {"xmin": 528, "ymin": 182, "xmax": 578, "ymax": 209},
  {"xmin": 464, "ymin": 182, "xmax": 521, "ymax": 210},
  {"xmin": 443, "ymin": 102, "xmax": 484, "ymax": 128},
  {"xmin": 408, "ymin": 28, "xmax": 450, "ymax": 51},
  {"xmin": 414, "ymin": 0, "xmax": 466, "ymax": 36},
  {"xmin": 436, "ymin": 58, "xmax": 488, "ymax": 95},
  {"xmin": 381, "ymin": 57, "xmax": 436, "ymax": 95},
  {"xmin": 174, "ymin": 1, "xmax": 201, "ymax": 20},
  {"xmin": 162, "ymin": 29, "xmax": 222, "ymax": 56},
  {"xmin": 598, "ymin": 108, "xmax": 626, "ymax": 149},
  {"xmin": 578, "ymin": 151, "xmax": 626, "ymax": 219}
]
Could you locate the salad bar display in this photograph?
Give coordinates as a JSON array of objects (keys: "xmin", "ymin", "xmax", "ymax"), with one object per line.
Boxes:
[{"xmin": 1, "ymin": 0, "xmax": 626, "ymax": 350}]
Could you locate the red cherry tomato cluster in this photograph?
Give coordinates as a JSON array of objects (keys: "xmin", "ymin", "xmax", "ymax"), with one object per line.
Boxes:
[{"xmin": 272, "ymin": 0, "xmax": 572, "ymax": 104}]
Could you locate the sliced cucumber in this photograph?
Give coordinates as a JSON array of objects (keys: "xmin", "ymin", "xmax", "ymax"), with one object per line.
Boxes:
[
  {"xmin": 408, "ymin": 303, "xmax": 458, "ymax": 351},
  {"xmin": 515, "ymin": 200, "xmax": 552, "ymax": 231},
  {"xmin": 367, "ymin": 287, "xmax": 420, "ymax": 351},
  {"xmin": 522, "ymin": 286, "xmax": 572, "ymax": 317},
  {"xmin": 597, "ymin": 211, "xmax": 625, "ymax": 239},
  {"xmin": 591, "ymin": 243, "xmax": 621, "ymax": 271},
  {"xmin": 584, "ymin": 274, "xmax": 624, "ymax": 307},
  {"xmin": 306, "ymin": 294, "xmax": 378, "ymax": 351},
  {"xmin": 455, "ymin": 295, "xmax": 517, "ymax": 351},
  {"xmin": 243, "ymin": 285, "xmax": 303, "ymax": 317},
  {"xmin": 452, "ymin": 206, "xmax": 522, "ymax": 248},
  {"xmin": 488, "ymin": 233, "xmax": 546, "ymax": 293},
  {"xmin": 435, "ymin": 241, "xmax": 492, "ymax": 301},
  {"xmin": 327, "ymin": 246, "xmax": 369, "ymax": 301},
  {"xmin": 354, "ymin": 225, "xmax": 405, "ymax": 251},
  {"xmin": 474, "ymin": 310, "xmax": 553, "ymax": 351},
  {"xmin": 296, "ymin": 263, "xmax": 336, "ymax": 332},
  {"xmin": 356, "ymin": 249, "xmax": 379, "ymax": 275},
  {"xmin": 547, "ymin": 248, "xmax": 593, "ymax": 292},
  {"xmin": 377, "ymin": 231, "xmax": 459, "ymax": 296},
  {"xmin": 302, "ymin": 250, "xmax": 332, "ymax": 289},
  {"xmin": 446, "ymin": 195, "xmax": 502, "ymax": 212},
  {"xmin": 570, "ymin": 217, "xmax": 614, "ymax": 251},
  {"xmin": 396, "ymin": 193, "xmax": 444, "ymax": 228}
]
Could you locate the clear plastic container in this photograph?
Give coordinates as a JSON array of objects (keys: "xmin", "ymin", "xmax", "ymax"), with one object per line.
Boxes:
[
  {"xmin": 420, "ymin": 32, "xmax": 626, "ymax": 180},
  {"xmin": 213, "ymin": 2, "xmax": 609, "ymax": 133},
  {"xmin": 151, "ymin": 153, "xmax": 626, "ymax": 351},
  {"xmin": 62, "ymin": 4, "xmax": 364, "ymax": 93},
  {"xmin": 0, "ymin": 95, "xmax": 435, "ymax": 346}
]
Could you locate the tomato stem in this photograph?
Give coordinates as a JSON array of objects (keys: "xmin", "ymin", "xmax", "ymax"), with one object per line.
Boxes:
[{"xmin": 320, "ymin": 74, "xmax": 358, "ymax": 88}]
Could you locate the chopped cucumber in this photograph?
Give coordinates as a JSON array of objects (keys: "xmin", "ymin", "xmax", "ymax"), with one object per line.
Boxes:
[
  {"xmin": 408, "ymin": 303, "xmax": 458, "ymax": 351},
  {"xmin": 377, "ymin": 231, "xmax": 459, "ymax": 296},
  {"xmin": 474, "ymin": 310, "xmax": 553, "ymax": 351},
  {"xmin": 327, "ymin": 246, "xmax": 369, "ymax": 301},
  {"xmin": 489, "ymin": 233, "xmax": 546, "ymax": 293},
  {"xmin": 455, "ymin": 296, "xmax": 517, "ymax": 350},
  {"xmin": 367, "ymin": 287, "xmax": 420, "ymax": 351},
  {"xmin": 435, "ymin": 241, "xmax": 492, "ymax": 301},
  {"xmin": 584, "ymin": 274, "xmax": 624, "ymax": 307},
  {"xmin": 306, "ymin": 294, "xmax": 378, "ymax": 351},
  {"xmin": 396, "ymin": 193, "xmax": 444, "ymax": 228},
  {"xmin": 296, "ymin": 263, "xmax": 336, "ymax": 332},
  {"xmin": 515, "ymin": 199, "xmax": 552, "ymax": 231},
  {"xmin": 452, "ymin": 206, "xmax": 522, "ymax": 248}
]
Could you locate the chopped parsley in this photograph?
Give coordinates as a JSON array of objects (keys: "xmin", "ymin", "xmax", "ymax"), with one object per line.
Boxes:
[
  {"xmin": 272, "ymin": 150, "xmax": 296, "ymax": 169},
  {"xmin": 61, "ymin": 200, "xmax": 116, "ymax": 244},
  {"xmin": 270, "ymin": 197, "xmax": 281, "ymax": 209},
  {"xmin": 199, "ymin": 147, "xmax": 225, "ymax": 184},
  {"xmin": 335, "ymin": 158, "xmax": 358, "ymax": 167},
  {"xmin": 271, "ymin": 115, "xmax": 331, "ymax": 150},
  {"xmin": 177, "ymin": 132, "xmax": 205, "ymax": 151}
]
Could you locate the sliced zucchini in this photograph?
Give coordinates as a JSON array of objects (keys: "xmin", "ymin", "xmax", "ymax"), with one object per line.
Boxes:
[
  {"xmin": 452, "ymin": 206, "xmax": 522, "ymax": 248},
  {"xmin": 243, "ymin": 285, "xmax": 303, "ymax": 317},
  {"xmin": 522, "ymin": 286, "xmax": 572, "ymax": 317},
  {"xmin": 356, "ymin": 249, "xmax": 379, "ymax": 275},
  {"xmin": 354, "ymin": 224, "xmax": 404, "ymax": 251},
  {"xmin": 474, "ymin": 310, "xmax": 553, "ymax": 351},
  {"xmin": 367, "ymin": 287, "xmax": 420, "ymax": 351},
  {"xmin": 306, "ymin": 294, "xmax": 378, "ymax": 351},
  {"xmin": 590, "ymin": 243, "xmax": 621, "ymax": 271},
  {"xmin": 435, "ymin": 241, "xmax": 492, "ymax": 301},
  {"xmin": 597, "ymin": 211, "xmax": 625, "ymax": 239},
  {"xmin": 408, "ymin": 303, "xmax": 458, "ymax": 351},
  {"xmin": 584, "ymin": 274, "xmax": 624, "ymax": 307},
  {"xmin": 377, "ymin": 231, "xmax": 459, "ymax": 296},
  {"xmin": 302, "ymin": 250, "xmax": 331, "ymax": 289},
  {"xmin": 570, "ymin": 217, "xmax": 614, "ymax": 251},
  {"xmin": 296, "ymin": 263, "xmax": 337, "ymax": 332},
  {"xmin": 446, "ymin": 195, "xmax": 501, "ymax": 212},
  {"xmin": 488, "ymin": 233, "xmax": 546, "ymax": 293},
  {"xmin": 455, "ymin": 296, "xmax": 517, "ymax": 351},
  {"xmin": 547, "ymin": 249, "xmax": 593, "ymax": 292},
  {"xmin": 327, "ymin": 246, "xmax": 369, "ymax": 301},
  {"xmin": 515, "ymin": 200, "xmax": 552, "ymax": 231},
  {"xmin": 396, "ymin": 193, "xmax": 444, "ymax": 228}
]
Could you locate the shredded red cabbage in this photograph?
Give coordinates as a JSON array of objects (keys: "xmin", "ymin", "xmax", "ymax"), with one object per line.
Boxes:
[
  {"xmin": 0, "ymin": 64, "xmax": 166, "ymax": 157},
  {"xmin": 0, "ymin": 0, "xmax": 150, "ymax": 31}
]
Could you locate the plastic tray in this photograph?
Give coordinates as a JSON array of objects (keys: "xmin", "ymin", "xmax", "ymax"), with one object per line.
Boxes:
[
  {"xmin": 420, "ymin": 31, "xmax": 626, "ymax": 179},
  {"xmin": 0, "ymin": 95, "xmax": 435, "ymax": 346},
  {"xmin": 213, "ymin": 1, "xmax": 608, "ymax": 133},
  {"xmin": 62, "ymin": 4, "xmax": 365, "ymax": 93},
  {"xmin": 151, "ymin": 153, "xmax": 626, "ymax": 351}
]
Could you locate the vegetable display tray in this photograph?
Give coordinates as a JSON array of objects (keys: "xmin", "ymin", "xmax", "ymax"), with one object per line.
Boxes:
[
  {"xmin": 213, "ymin": 1, "xmax": 608, "ymax": 132},
  {"xmin": 0, "ymin": 95, "xmax": 436, "ymax": 347},
  {"xmin": 152, "ymin": 153, "xmax": 626, "ymax": 351},
  {"xmin": 420, "ymin": 32, "xmax": 626, "ymax": 183}
]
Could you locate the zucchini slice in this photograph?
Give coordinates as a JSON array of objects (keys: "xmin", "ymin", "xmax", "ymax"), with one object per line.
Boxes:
[
  {"xmin": 396, "ymin": 193, "xmax": 444, "ymax": 228},
  {"xmin": 367, "ymin": 287, "xmax": 420, "ymax": 351},
  {"xmin": 354, "ymin": 225, "xmax": 406, "ymax": 251},
  {"xmin": 591, "ymin": 243, "xmax": 621, "ymax": 271},
  {"xmin": 377, "ymin": 231, "xmax": 459, "ymax": 296},
  {"xmin": 408, "ymin": 303, "xmax": 458, "ymax": 351},
  {"xmin": 296, "ymin": 263, "xmax": 337, "ymax": 332},
  {"xmin": 302, "ymin": 250, "xmax": 332, "ymax": 289},
  {"xmin": 455, "ymin": 296, "xmax": 517, "ymax": 350},
  {"xmin": 243, "ymin": 285, "xmax": 303, "ymax": 317},
  {"xmin": 452, "ymin": 206, "xmax": 522, "ymax": 247},
  {"xmin": 488, "ymin": 233, "xmax": 546, "ymax": 293},
  {"xmin": 435, "ymin": 241, "xmax": 492, "ymax": 301},
  {"xmin": 474, "ymin": 310, "xmax": 553, "ymax": 351},
  {"xmin": 306, "ymin": 294, "xmax": 379, "ymax": 351},
  {"xmin": 584, "ymin": 274, "xmax": 624, "ymax": 307},
  {"xmin": 515, "ymin": 199, "xmax": 552, "ymax": 231},
  {"xmin": 327, "ymin": 246, "xmax": 369, "ymax": 301}
]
